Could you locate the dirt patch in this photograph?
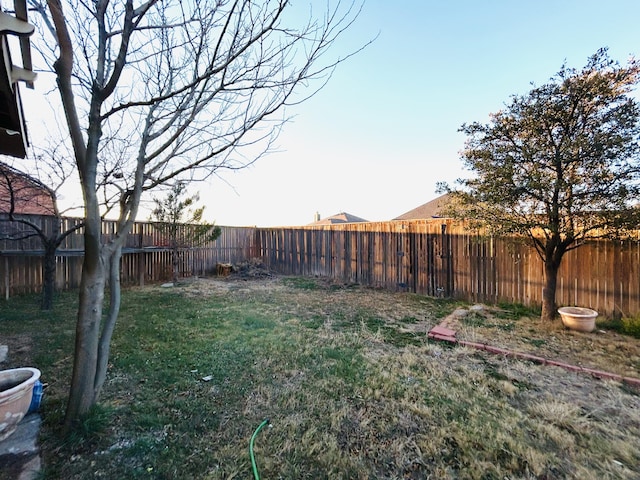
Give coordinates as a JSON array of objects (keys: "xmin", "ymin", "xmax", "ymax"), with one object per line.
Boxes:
[{"xmin": 0, "ymin": 334, "xmax": 33, "ymax": 369}]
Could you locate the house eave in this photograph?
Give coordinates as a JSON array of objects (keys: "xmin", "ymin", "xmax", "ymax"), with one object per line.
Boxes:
[{"xmin": 0, "ymin": 0, "xmax": 35, "ymax": 159}]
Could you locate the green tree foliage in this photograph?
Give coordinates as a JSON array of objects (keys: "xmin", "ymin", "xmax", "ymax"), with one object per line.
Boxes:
[
  {"xmin": 151, "ymin": 182, "xmax": 221, "ymax": 284},
  {"xmin": 441, "ymin": 49, "xmax": 640, "ymax": 321}
]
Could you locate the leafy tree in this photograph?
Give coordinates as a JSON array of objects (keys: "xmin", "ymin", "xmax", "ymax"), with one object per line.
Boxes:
[
  {"xmin": 29, "ymin": 0, "xmax": 366, "ymax": 428},
  {"xmin": 440, "ymin": 49, "xmax": 640, "ymax": 321},
  {"xmin": 151, "ymin": 182, "xmax": 221, "ymax": 285}
]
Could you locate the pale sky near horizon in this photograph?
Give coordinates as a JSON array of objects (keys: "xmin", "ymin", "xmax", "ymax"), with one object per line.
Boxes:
[
  {"xmin": 199, "ymin": 0, "xmax": 640, "ymax": 227},
  {"xmin": 17, "ymin": 1, "xmax": 640, "ymax": 227}
]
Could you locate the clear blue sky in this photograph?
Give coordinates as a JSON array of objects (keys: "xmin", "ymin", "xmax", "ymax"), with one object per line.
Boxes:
[
  {"xmin": 198, "ymin": 0, "xmax": 640, "ymax": 227},
  {"xmin": 21, "ymin": 1, "xmax": 640, "ymax": 227}
]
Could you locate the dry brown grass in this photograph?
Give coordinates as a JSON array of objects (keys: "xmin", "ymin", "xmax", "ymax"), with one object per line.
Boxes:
[
  {"xmin": 2, "ymin": 274, "xmax": 639, "ymax": 479},
  {"xmin": 447, "ymin": 305, "xmax": 640, "ymax": 379},
  {"xmin": 185, "ymin": 276, "xmax": 640, "ymax": 479}
]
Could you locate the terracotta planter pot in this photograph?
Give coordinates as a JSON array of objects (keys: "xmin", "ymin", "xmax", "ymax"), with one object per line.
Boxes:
[
  {"xmin": 0, "ymin": 367, "xmax": 41, "ymax": 441},
  {"xmin": 558, "ymin": 307, "xmax": 598, "ymax": 333}
]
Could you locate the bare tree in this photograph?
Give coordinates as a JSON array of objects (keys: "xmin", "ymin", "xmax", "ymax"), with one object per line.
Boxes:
[
  {"xmin": 28, "ymin": 0, "xmax": 367, "ymax": 428},
  {"xmin": 0, "ymin": 156, "xmax": 82, "ymax": 309}
]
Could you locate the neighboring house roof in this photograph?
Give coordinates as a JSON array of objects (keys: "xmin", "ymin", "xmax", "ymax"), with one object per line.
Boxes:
[
  {"xmin": 393, "ymin": 193, "xmax": 451, "ymax": 220},
  {"xmin": 309, "ymin": 212, "xmax": 369, "ymax": 225},
  {"xmin": 0, "ymin": 162, "xmax": 56, "ymax": 215}
]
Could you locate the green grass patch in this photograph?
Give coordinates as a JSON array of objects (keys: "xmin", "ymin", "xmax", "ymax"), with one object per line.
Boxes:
[
  {"xmin": 64, "ymin": 404, "xmax": 115, "ymax": 450},
  {"xmin": 398, "ymin": 315, "xmax": 420, "ymax": 324},
  {"xmin": 461, "ymin": 310, "xmax": 516, "ymax": 332},
  {"xmin": 461, "ymin": 311, "xmax": 487, "ymax": 327},
  {"xmin": 303, "ymin": 314, "xmax": 325, "ymax": 329},
  {"xmin": 526, "ymin": 338, "xmax": 547, "ymax": 348},
  {"xmin": 495, "ymin": 302, "xmax": 540, "ymax": 320},
  {"xmin": 602, "ymin": 316, "xmax": 640, "ymax": 339},
  {"xmin": 281, "ymin": 276, "xmax": 322, "ymax": 290}
]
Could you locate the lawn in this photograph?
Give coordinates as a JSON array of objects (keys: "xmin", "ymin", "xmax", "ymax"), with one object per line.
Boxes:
[{"xmin": 1, "ymin": 275, "xmax": 639, "ymax": 479}]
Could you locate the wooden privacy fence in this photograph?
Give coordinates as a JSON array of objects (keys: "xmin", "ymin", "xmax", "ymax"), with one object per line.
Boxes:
[
  {"xmin": 258, "ymin": 220, "xmax": 454, "ymax": 297},
  {"xmin": 2, "ymin": 215, "xmax": 640, "ymax": 318},
  {"xmin": 258, "ymin": 220, "xmax": 640, "ymax": 318},
  {"xmin": 0, "ymin": 214, "xmax": 258, "ymax": 297}
]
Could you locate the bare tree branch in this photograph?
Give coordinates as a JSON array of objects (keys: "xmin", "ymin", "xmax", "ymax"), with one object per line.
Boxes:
[{"xmin": 28, "ymin": 0, "xmax": 368, "ymax": 427}]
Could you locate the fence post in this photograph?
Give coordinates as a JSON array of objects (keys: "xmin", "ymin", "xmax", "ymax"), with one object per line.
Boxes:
[
  {"xmin": 4, "ymin": 256, "xmax": 9, "ymax": 300},
  {"xmin": 138, "ymin": 251, "xmax": 145, "ymax": 286},
  {"xmin": 441, "ymin": 223, "xmax": 453, "ymax": 297}
]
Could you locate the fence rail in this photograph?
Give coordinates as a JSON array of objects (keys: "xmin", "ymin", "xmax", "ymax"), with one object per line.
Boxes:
[{"xmin": 2, "ymin": 215, "xmax": 640, "ymax": 318}]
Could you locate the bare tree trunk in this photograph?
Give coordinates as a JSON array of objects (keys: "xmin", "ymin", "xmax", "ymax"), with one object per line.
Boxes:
[
  {"xmin": 64, "ymin": 224, "xmax": 105, "ymax": 428},
  {"xmin": 38, "ymin": 0, "xmax": 365, "ymax": 430},
  {"xmin": 40, "ymin": 241, "xmax": 57, "ymax": 310},
  {"xmin": 41, "ymin": 217, "xmax": 62, "ymax": 310},
  {"xmin": 541, "ymin": 260, "xmax": 559, "ymax": 322},
  {"xmin": 94, "ymin": 245, "xmax": 122, "ymax": 400}
]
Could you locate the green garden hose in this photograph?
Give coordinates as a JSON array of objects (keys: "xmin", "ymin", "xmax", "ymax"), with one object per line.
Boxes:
[{"xmin": 250, "ymin": 418, "xmax": 270, "ymax": 480}]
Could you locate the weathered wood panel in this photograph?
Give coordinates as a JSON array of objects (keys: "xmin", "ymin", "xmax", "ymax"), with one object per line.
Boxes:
[
  {"xmin": 0, "ymin": 216, "xmax": 257, "ymax": 296},
  {"xmin": 258, "ymin": 220, "xmax": 640, "ymax": 318},
  {"xmin": 3, "ymin": 214, "xmax": 640, "ymax": 318}
]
